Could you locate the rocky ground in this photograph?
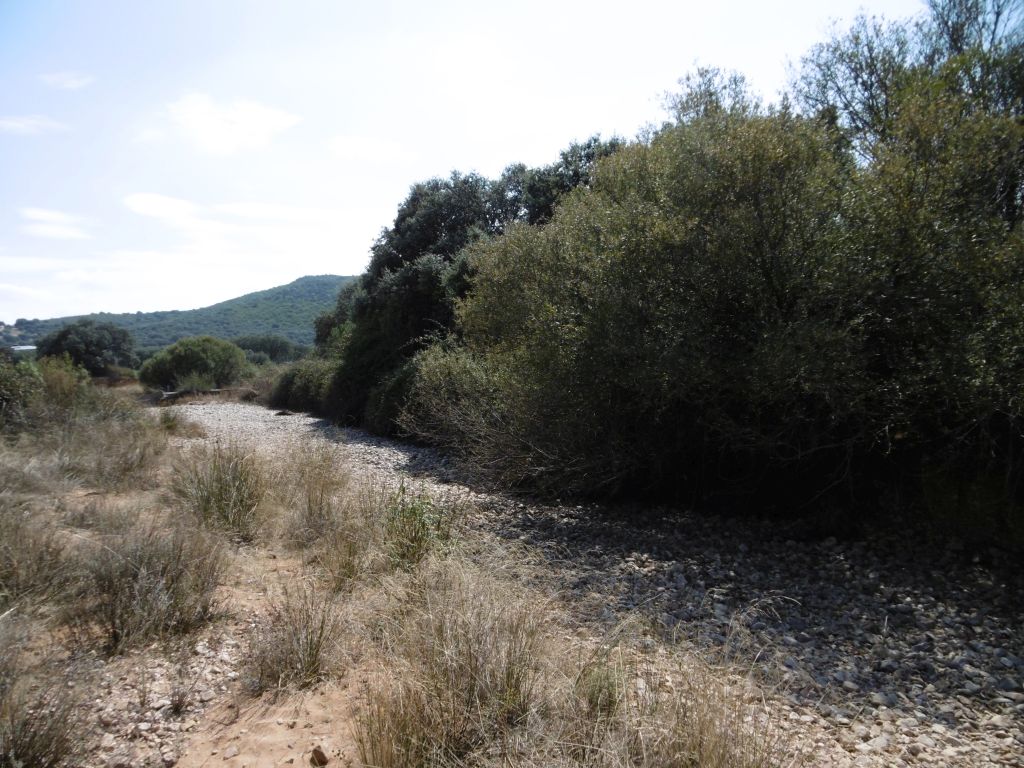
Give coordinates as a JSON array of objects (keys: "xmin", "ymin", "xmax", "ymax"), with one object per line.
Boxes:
[{"xmin": 159, "ymin": 402, "xmax": 1024, "ymax": 767}]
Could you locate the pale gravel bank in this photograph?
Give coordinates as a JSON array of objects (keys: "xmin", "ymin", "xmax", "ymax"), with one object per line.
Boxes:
[{"xmin": 172, "ymin": 401, "xmax": 1024, "ymax": 768}]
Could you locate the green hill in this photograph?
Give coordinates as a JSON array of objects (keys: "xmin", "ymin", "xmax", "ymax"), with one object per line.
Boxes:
[{"xmin": 1, "ymin": 275, "xmax": 353, "ymax": 349}]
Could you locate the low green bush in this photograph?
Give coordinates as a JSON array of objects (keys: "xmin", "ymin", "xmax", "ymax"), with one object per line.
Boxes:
[
  {"xmin": 270, "ymin": 358, "xmax": 335, "ymax": 413},
  {"xmin": 0, "ymin": 357, "xmax": 40, "ymax": 431},
  {"xmin": 139, "ymin": 336, "xmax": 247, "ymax": 391}
]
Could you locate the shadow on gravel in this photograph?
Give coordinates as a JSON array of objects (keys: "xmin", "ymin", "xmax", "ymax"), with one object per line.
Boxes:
[
  {"xmin": 312, "ymin": 419, "xmax": 1024, "ymax": 730},
  {"xmin": 483, "ymin": 497, "xmax": 1024, "ymax": 727}
]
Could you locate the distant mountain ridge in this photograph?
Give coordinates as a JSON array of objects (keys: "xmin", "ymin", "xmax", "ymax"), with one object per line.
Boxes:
[{"xmin": 1, "ymin": 275, "xmax": 353, "ymax": 348}]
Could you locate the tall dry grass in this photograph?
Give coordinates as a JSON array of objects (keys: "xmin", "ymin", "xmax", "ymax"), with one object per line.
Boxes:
[
  {"xmin": 171, "ymin": 442, "xmax": 267, "ymax": 541},
  {"xmin": 352, "ymin": 555, "xmax": 801, "ymax": 768},
  {"xmin": 0, "ymin": 495, "xmax": 68, "ymax": 611},
  {"xmin": 272, "ymin": 443, "xmax": 460, "ymax": 590},
  {"xmin": 244, "ymin": 580, "xmax": 342, "ymax": 694},
  {"xmin": 356, "ymin": 557, "xmax": 547, "ymax": 767},
  {"xmin": 64, "ymin": 521, "xmax": 225, "ymax": 653},
  {"xmin": 0, "ymin": 617, "xmax": 85, "ymax": 768}
]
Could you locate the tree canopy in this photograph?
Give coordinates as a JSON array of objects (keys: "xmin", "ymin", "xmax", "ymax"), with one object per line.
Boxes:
[{"xmin": 36, "ymin": 319, "xmax": 138, "ymax": 376}]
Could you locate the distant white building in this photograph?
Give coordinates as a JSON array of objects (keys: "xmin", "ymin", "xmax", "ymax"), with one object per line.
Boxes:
[{"xmin": 11, "ymin": 346, "xmax": 36, "ymax": 352}]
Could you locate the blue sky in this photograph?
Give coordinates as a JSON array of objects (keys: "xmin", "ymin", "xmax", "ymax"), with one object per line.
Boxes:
[{"xmin": 1, "ymin": 0, "xmax": 924, "ymax": 323}]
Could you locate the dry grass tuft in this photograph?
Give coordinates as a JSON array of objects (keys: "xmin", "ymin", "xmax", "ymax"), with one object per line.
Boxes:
[
  {"xmin": 158, "ymin": 408, "xmax": 207, "ymax": 438},
  {"xmin": 277, "ymin": 443, "xmax": 352, "ymax": 548},
  {"xmin": 0, "ymin": 494, "xmax": 68, "ymax": 611},
  {"xmin": 0, "ymin": 618, "xmax": 85, "ymax": 768},
  {"xmin": 353, "ymin": 555, "xmax": 800, "ymax": 768},
  {"xmin": 65, "ymin": 521, "xmax": 225, "ymax": 654},
  {"xmin": 171, "ymin": 442, "xmax": 267, "ymax": 541},
  {"xmin": 356, "ymin": 557, "xmax": 547, "ymax": 767},
  {"xmin": 271, "ymin": 446, "xmax": 460, "ymax": 590},
  {"xmin": 244, "ymin": 580, "xmax": 341, "ymax": 694},
  {"xmin": 0, "ymin": 383, "xmax": 167, "ymax": 494},
  {"xmin": 59, "ymin": 415, "xmax": 168, "ymax": 490}
]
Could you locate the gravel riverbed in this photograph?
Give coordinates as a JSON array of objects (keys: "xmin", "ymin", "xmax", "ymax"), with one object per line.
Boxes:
[{"xmin": 173, "ymin": 401, "xmax": 1024, "ymax": 767}]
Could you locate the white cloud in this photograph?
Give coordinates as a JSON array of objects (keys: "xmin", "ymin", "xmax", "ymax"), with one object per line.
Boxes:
[
  {"xmin": 19, "ymin": 208, "xmax": 93, "ymax": 240},
  {"xmin": 134, "ymin": 127, "xmax": 166, "ymax": 144},
  {"xmin": 214, "ymin": 202, "xmax": 335, "ymax": 224},
  {"xmin": 0, "ymin": 282, "xmax": 48, "ymax": 300},
  {"xmin": 168, "ymin": 93, "xmax": 300, "ymax": 154},
  {"xmin": 0, "ymin": 115, "xmax": 69, "ymax": 135},
  {"xmin": 0, "ymin": 256, "xmax": 80, "ymax": 273},
  {"xmin": 123, "ymin": 193, "xmax": 201, "ymax": 222},
  {"xmin": 328, "ymin": 134, "xmax": 414, "ymax": 164},
  {"xmin": 118, "ymin": 192, "xmax": 365, "ymax": 305},
  {"xmin": 39, "ymin": 71, "xmax": 95, "ymax": 90}
]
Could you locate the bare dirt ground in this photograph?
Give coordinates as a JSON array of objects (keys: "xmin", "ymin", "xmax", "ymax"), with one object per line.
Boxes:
[{"xmin": 14, "ymin": 399, "xmax": 1019, "ymax": 767}]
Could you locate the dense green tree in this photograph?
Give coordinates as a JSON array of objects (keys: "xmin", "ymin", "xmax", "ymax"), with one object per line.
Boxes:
[
  {"xmin": 299, "ymin": 138, "xmax": 623, "ymax": 430},
  {"xmin": 231, "ymin": 334, "xmax": 309, "ymax": 363},
  {"xmin": 35, "ymin": 319, "xmax": 138, "ymax": 376},
  {"xmin": 401, "ymin": 1, "xmax": 1024, "ymax": 550},
  {"xmin": 138, "ymin": 336, "xmax": 247, "ymax": 390}
]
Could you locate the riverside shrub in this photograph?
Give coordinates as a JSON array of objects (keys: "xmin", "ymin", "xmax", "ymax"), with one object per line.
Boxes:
[
  {"xmin": 404, "ymin": 66, "xmax": 1024, "ymax": 544},
  {"xmin": 139, "ymin": 336, "xmax": 247, "ymax": 391},
  {"xmin": 270, "ymin": 358, "xmax": 335, "ymax": 413}
]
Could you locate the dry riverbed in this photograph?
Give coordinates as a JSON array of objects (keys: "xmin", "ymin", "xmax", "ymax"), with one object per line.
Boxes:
[
  {"xmin": 6, "ymin": 397, "xmax": 1020, "ymax": 768},
  {"xmin": 162, "ymin": 401, "xmax": 1023, "ymax": 768}
]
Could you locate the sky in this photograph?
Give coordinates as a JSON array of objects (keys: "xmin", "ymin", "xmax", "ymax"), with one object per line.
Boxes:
[{"xmin": 0, "ymin": 0, "xmax": 926, "ymax": 324}]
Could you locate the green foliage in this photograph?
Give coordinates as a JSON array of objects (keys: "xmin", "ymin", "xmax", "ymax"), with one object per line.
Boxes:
[
  {"xmin": 401, "ymin": 3, "xmax": 1024, "ymax": 546},
  {"xmin": 35, "ymin": 319, "xmax": 138, "ymax": 376},
  {"xmin": 0, "ymin": 357, "xmax": 40, "ymax": 431},
  {"xmin": 383, "ymin": 483, "xmax": 451, "ymax": 569},
  {"xmin": 313, "ymin": 138, "xmax": 623, "ymax": 429},
  {"xmin": 232, "ymin": 334, "xmax": 310, "ymax": 363},
  {"xmin": 270, "ymin": 358, "xmax": 335, "ymax": 412},
  {"xmin": 2, "ymin": 275, "xmax": 352, "ymax": 348},
  {"xmin": 139, "ymin": 336, "xmax": 247, "ymax": 390},
  {"xmin": 327, "ymin": 255, "xmax": 452, "ymax": 428}
]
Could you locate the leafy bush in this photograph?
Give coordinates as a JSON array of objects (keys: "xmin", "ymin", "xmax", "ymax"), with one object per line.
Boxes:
[
  {"xmin": 139, "ymin": 336, "xmax": 247, "ymax": 391},
  {"xmin": 270, "ymin": 358, "xmax": 335, "ymax": 413},
  {"xmin": 0, "ymin": 357, "xmax": 39, "ymax": 431},
  {"xmin": 402, "ymin": 39, "xmax": 1024, "ymax": 542},
  {"xmin": 312, "ymin": 139, "xmax": 623, "ymax": 430},
  {"xmin": 36, "ymin": 319, "xmax": 138, "ymax": 376}
]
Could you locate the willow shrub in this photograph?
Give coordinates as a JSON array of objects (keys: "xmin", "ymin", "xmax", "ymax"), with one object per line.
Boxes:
[
  {"xmin": 139, "ymin": 336, "xmax": 247, "ymax": 391},
  {"xmin": 270, "ymin": 358, "xmax": 335, "ymax": 413},
  {"xmin": 404, "ymin": 88, "xmax": 1024, "ymax": 542}
]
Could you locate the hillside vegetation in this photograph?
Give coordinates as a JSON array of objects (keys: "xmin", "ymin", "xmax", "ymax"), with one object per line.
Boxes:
[
  {"xmin": 1, "ymin": 275, "xmax": 353, "ymax": 348},
  {"xmin": 277, "ymin": 0, "xmax": 1024, "ymax": 547}
]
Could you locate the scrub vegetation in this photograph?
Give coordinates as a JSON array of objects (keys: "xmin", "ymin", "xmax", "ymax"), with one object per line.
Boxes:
[
  {"xmin": 277, "ymin": 0, "xmax": 1024, "ymax": 547},
  {"xmin": 0, "ymin": 356, "xmax": 800, "ymax": 765}
]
